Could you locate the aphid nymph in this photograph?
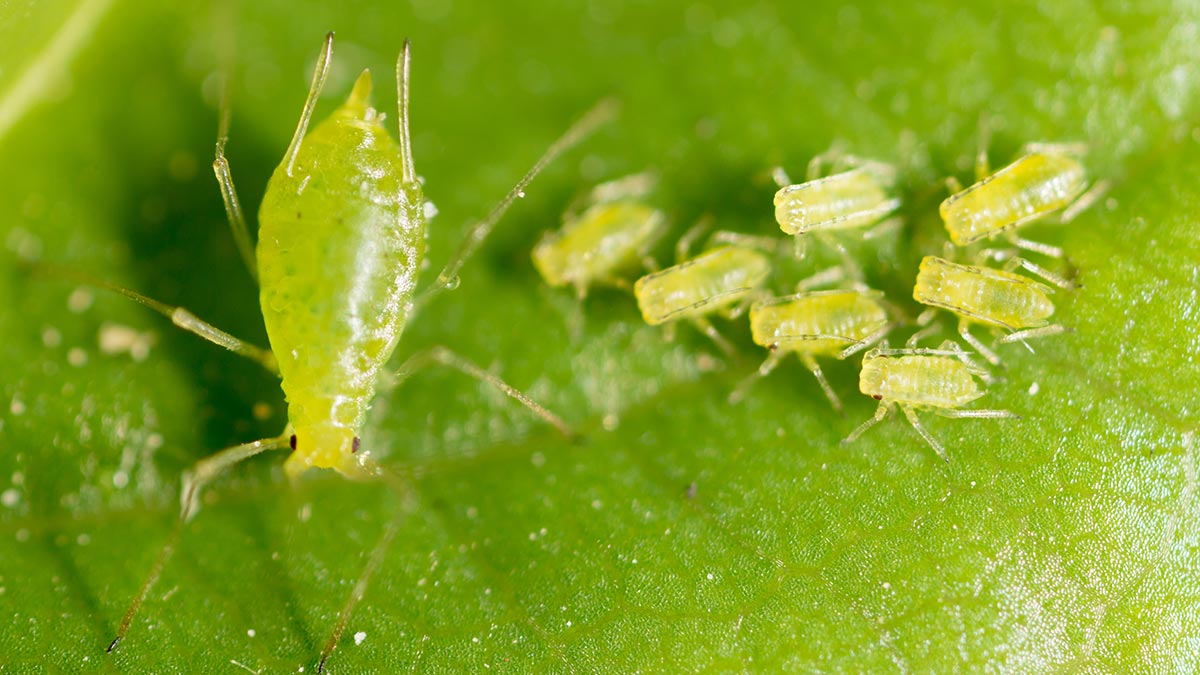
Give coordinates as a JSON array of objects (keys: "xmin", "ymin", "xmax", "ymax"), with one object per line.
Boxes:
[
  {"xmin": 733, "ymin": 288, "xmax": 892, "ymax": 411},
  {"xmin": 90, "ymin": 34, "xmax": 613, "ymax": 671},
  {"xmin": 842, "ymin": 343, "xmax": 1018, "ymax": 462},
  {"xmin": 913, "ymin": 256, "xmax": 1066, "ymax": 365},
  {"xmin": 633, "ymin": 243, "xmax": 771, "ymax": 355},
  {"xmin": 532, "ymin": 171, "xmax": 666, "ymax": 299}
]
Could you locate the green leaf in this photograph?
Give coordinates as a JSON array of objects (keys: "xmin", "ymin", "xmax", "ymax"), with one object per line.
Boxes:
[{"xmin": 2, "ymin": 1, "xmax": 1198, "ymax": 673}]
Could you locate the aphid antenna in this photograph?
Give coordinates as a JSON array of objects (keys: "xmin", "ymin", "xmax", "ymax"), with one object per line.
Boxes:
[
  {"xmin": 675, "ymin": 214, "xmax": 715, "ymax": 263},
  {"xmin": 395, "ymin": 39, "xmax": 415, "ymax": 184},
  {"xmin": 416, "ymin": 96, "xmax": 619, "ymax": 311},
  {"xmin": 211, "ymin": 58, "xmax": 257, "ymax": 281},
  {"xmin": 284, "ymin": 32, "xmax": 335, "ymax": 177}
]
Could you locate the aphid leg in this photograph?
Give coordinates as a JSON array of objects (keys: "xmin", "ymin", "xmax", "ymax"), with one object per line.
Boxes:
[
  {"xmin": 1019, "ymin": 141, "xmax": 1088, "ymax": 158},
  {"xmin": 862, "ymin": 216, "xmax": 904, "ymax": 241},
  {"xmin": 795, "ymin": 265, "xmax": 846, "ymax": 292},
  {"xmin": 1006, "ymin": 234, "xmax": 1064, "ymax": 259},
  {"xmin": 842, "ymin": 400, "xmax": 892, "ymax": 445},
  {"xmin": 283, "ymin": 33, "xmax": 334, "ymax": 177},
  {"xmin": 814, "ymin": 232, "xmax": 866, "ymax": 288},
  {"xmin": 690, "ymin": 316, "xmax": 736, "ymax": 357},
  {"xmin": 722, "ymin": 290, "xmax": 762, "ymax": 321},
  {"xmin": 708, "ymin": 231, "xmax": 786, "ymax": 255},
  {"xmin": 792, "ymin": 233, "xmax": 809, "ymax": 261},
  {"xmin": 899, "ymin": 405, "xmax": 948, "ymax": 462},
  {"xmin": 839, "ymin": 322, "xmax": 894, "ymax": 360},
  {"xmin": 589, "ymin": 170, "xmax": 658, "ymax": 204},
  {"xmin": 958, "ymin": 321, "xmax": 1001, "ymax": 367},
  {"xmin": 108, "ymin": 434, "xmax": 292, "ymax": 653},
  {"xmin": 944, "ymin": 176, "xmax": 964, "ymax": 195},
  {"xmin": 974, "ymin": 114, "xmax": 993, "ymax": 180},
  {"xmin": 395, "ymin": 41, "xmax": 416, "ymax": 183},
  {"xmin": 317, "ymin": 472, "xmax": 410, "ymax": 673},
  {"xmin": 728, "ymin": 349, "xmax": 785, "ymax": 404},
  {"xmin": 937, "ymin": 339, "xmax": 995, "ymax": 383},
  {"xmin": 29, "ymin": 263, "xmax": 278, "ymax": 373},
  {"xmin": 1002, "ymin": 255, "xmax": 1076, "ymax": 290},
  {"xmin": 1060, "ymin": 179, "xmax": 1112, "ymax": 223},
  {"xmin": 906, "ymin": 313, "xmax": 940, "ymax": 348},
  {"xmin": 675, "ymin": 215, "xmax": 714, "ymax": 263},
  {"xmin": 999, "ymin": 324, "xmax": 1070, "ymax": 345},
  {"xmin": 936, "ymin": 407, "xmax": 1020, "ymax": 420},
  {"xmin": 770, "ymin": 166, "xmax": 793, "ymax": 188},
  {"xmin": 799, "ymin": 352, "xmax": 844, "ymax": 414},
  {"xmin": 417, "ymin": 98, "xmax": 618, "ymax": 309},
  {"xmin": 389, "ymin": 346, "xmax": 574, "ymax": 437},
  {"xmin": 211, "ymin": 67, "xmax": 257, "ymax": 281}
]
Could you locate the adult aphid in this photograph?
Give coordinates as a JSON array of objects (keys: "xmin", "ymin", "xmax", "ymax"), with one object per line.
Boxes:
[
  {"xmin": 913, "ymin": 256, "xmax": 1065, "ymax": 365},
  {"xmin": 90, "ymin": 34, "xmax": 614, "ymax": 671},
  {"xmin": 842, "ymin": 342, "xmax": 1018, "ymax": 462},
  {"xmin": 532, "ymin": 171, "xmax": 667, "ymax": 299},
  {"xmin": 732, "ymin": 288, "xmax": 893, "ymax": 412}
]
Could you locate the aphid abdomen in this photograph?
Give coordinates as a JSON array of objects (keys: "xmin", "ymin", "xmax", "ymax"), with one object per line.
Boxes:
[
  {"xmin": 532, "ymin": 201, "xmax": 663, "ymax": 288},
  {"xmin": 940, "ymin": 153, "xmax": 1086, "ymax": 245},
  {"xmin": 257, "ymin": 72, "xmax": 425, "ymax": 474},
  {"xmin": 860, "ymin": 353, "xmax": 983, "ymax": 409},
  {"xmin": 634, "ymin": 246, "xmax": 770, "ymax": 325},
  {"xmin": 751, "ymin": 291, "xmax": 887, "ymax": 355},
  {"xmin": 914, "ymin": 256, "xmax": 1055, "ymax": 329},
  {"xmin": 774, "ymin": 167, "xmax": 895, "ymax": 235}
]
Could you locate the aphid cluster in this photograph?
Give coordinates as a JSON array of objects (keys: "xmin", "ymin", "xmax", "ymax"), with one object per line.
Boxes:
[{"xmin": 534, "ymin": 142, "xmax": 1105, "ymax": 461}]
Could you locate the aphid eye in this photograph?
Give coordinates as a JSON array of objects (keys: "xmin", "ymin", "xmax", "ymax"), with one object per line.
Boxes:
[
  {"xmin": 872, "ymin": 395, "xmax": 883, "ymax": 401},
  {"xmin": 289, "ymin": 434, "xmax": 298, "ymax": 450},
  {"xmin": 352, "ymin": 437, "xmax": 361, "ymax": 453}
]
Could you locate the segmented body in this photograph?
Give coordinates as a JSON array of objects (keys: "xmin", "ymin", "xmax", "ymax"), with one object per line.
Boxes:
[
  {"xmin": 634, "ymin": 246, "xmax": 770, "ymax": 325},
  {"xmin": 774, "ymin": 165, "xmax": 899, "ymax": 235},
  {"xmin": 859, "ymin": 351, "xmax": 984, "ymax": 409},
  {"xmin": 750, "ymin": 290, "xmax": 888, "ymax": 356},
  {"xmin": 913, "ymin": 256, "xmax": 1054, "ymax": 330},
  {"xmin": 941, "ymin": 152, "xmax": 1086, "ymax": 245},
  {"xmin": 532, "ymin": 200, "xmax": 665, "ymax": 293},
  {"xmin": 257, "ymin": 73, "xmax": 425, "ymax": 476}
]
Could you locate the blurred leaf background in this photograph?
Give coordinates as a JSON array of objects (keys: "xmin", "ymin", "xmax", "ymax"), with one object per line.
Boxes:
[{"xmin": 1, "ymin": 0, "xmax": 1198, "ymax": 672}]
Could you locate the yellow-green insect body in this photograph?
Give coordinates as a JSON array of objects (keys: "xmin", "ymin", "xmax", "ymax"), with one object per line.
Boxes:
[
  {"xmin": 634, "ymin": 245, "xmax": 770, "ymax": 325},
  {"xmin": 774, "ymin": 163, "xmax": 899, "ymax": 236},
  {"xmin": 258, "ymin": 72, "xmax": 424, "ymax": 478},
  {"xmin": 733, "ymin": 289, "xmax": 891, "ymax": 410},
  {"xmin": 844, "ymin": 345, "xmax": 1017, "ymax": 461},
  {"xmin": 750, "ymin": 290, "xmax": 889, "ymax": 355},
  {"xmin": 940, "ymin": 151, "xmax": 1086, "ymax": 246},
  {"xmin": 532, "ymin": 174, "xmax": 665, "ymax": 297},
  {"xmin": 913, "ymin": 255, "xmax": 1064, "ymax": 364}
]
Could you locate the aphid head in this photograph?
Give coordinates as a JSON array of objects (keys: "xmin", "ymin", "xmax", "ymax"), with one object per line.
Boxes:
[{"xmin": 284, "ymin": 424, "xmax": 377, "ymax": 480}]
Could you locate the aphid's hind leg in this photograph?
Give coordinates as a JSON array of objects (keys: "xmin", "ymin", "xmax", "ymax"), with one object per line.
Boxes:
[
  {"xmin": 958, "ymin": 320, "xmax": 1002, "ymax": 367},
  {"xmin": 212, "ymin": 71, "xmax": 258, "ymax": 282},
  {"xmin": 108, "ymin": 434, "xmax": 291, "ymax": 653},
  {"xmin": 842, "ymin": 399, "xmax": 892, "ymax": 446},
  {"xmin": 839, "ymin": 322, "xmax": 893, "ymax": 360},
  {"xmin": 729, "ymin": 349, "xmax": 785, "ymax": 404},
  {"xmin": 815, "ymin": 232, "xmax": 866, "ymax": 288},
  {"xmin": 795, "ymin": 265, "xmax": 846, "ymax": 292},
  {"xmin": 800, "ymin": 352, "xmax": 843, "ymax": 415},
  {"xmin": 999, "ymin": 324, "xmax": 1070, "ymax": 346},
  {"xmin": 708, "ymin": 231, "xmax": 787, "ymax": 255},
  {"xmin": 862, "ymin": 216, "xmax": 904, "ymax": 241},
  {"xmin": 1019, "ymin": 141, "xmax": 1088, "ymax": 157},
  {"xmin": 935, "ymin": 407, "xmax": 1020, "ymax": 420},
  {"xmin": 974, "ymin": 114, "xmax": 994, "ymax": 181},
  {"xmin": 945, "ymin": 176, "xmax": 965, "ymax": 195},
  {"xmin": 689, "ymin": 316, "xmax": 736, "ymax": 357},
  {"xmin": 417, "ymin": 98, "xmax": 618, "ymax": 310},
  {"xmin": 1059, "ymin": 179, "xmax": 1112, "ymax": 224},
  {"xmin": 30, "ymin": 263, "xmax": 278, "ymax": 373},
  {"xmin": 1000, "ymin": 255, "xmax": 1076, "ymax": 290},
  {"xmin": 1006, "ymin": 234, "xmax": 1064, "ymax": 260},
  {"xmin": 899, "ymin": 405, "xmax": 949, "ymax": 462},
  {"xmin": 771, "ymin": 166, "xmax": 793, "ymax": 188},
  {"xmin": 387, "ymin": 346, "xmax": 574, "ymax": 437}
]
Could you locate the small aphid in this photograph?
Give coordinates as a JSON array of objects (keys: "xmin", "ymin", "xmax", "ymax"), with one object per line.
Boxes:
[
  {"xmin": 733, "ymin": 289, "xmax": 892, "ymax": 412},
  {"xmin": 84, "ymin": 34, "xmax": 613, "ymax": 671},
  {"xmin": 771, "ymin": 151, "xmax": 901, "ymax": 276},
  {"xmin": 532, "ymin": 172, "xmax": 666, "ymax": 298},
  {"xmin": 843, "ymin": 344, "xmax": 1018, "ymax": 462},
  {"xmin": 913, "ymin": 256, "xmax": 1066, "ymax": 365},
  {"xmin": 633, "ymin": 245, "xmax": 771, "ymax": 354},
  {"xmin": 941, "ymin": 143, "xmax": 1107, "ymax": 255}
]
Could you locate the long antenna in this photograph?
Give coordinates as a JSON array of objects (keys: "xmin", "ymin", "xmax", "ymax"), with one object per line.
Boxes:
[
  {"xmin": 284, "ymin": 32, "xmax": 334, "ymax": 177},
  {"xmin": 395, "ymin": 39, "xmax": 415, "ymax": 184},
  {"xmin": 415, "ymin": 96, "xmax": 619, "ymax": 310}
]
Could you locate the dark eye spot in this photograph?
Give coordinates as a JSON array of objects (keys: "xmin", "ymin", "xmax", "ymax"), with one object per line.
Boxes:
[
  {"xmin": 289, "ymin": 434, "xmax": 297, "ymax": 450},
  {"xmin": 352, "ymin": 436, "xmax": 361, "ymax": 453},
  {"xmin": 872, "ymin": 395, "xmax": 883, "ymax": 400}
]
